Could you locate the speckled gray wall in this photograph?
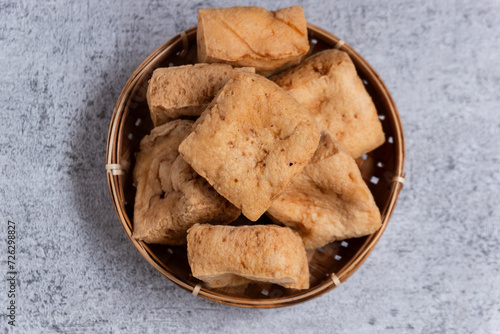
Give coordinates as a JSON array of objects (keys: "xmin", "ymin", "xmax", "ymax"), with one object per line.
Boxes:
[{"xmin": 1, "ymin": 0, "xmax": 499, "ymax": 333}]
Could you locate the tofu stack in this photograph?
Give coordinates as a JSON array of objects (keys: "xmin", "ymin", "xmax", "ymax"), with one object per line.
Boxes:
[{"xmin": 132, "ymin": 5, "xmax": 385, "ymax": 291}]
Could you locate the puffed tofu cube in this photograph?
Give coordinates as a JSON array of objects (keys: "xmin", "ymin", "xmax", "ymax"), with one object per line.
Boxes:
[
  {"xmin": 267, "ymin": 131, "xmax": 382, "ymax": 249},
  {"xmin": 147, "ymin": 64, "xmax": 254, "ymax": 126},
  {"xmin": 197, "ymin": 6, "xmax": 309, "ymax": 77},
  {"xmin": 272, "ymin": 49, "xmax": 385, "ymax": 158},
  {"xmin": 179, "ymin": 72, "xmax": 320, "ymax": 221}
]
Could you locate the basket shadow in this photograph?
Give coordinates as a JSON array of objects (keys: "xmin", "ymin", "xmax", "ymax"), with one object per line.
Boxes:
[{"xmin": 67, "ymin": 55, "xmax": 207, "ymax": 309}]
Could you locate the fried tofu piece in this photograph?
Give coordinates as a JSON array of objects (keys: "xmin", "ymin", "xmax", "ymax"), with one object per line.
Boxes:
[
  {"xmin": 272, "ymin": 49, "xmax": 385, "ymax": 158},
  {"xmin": 187, "ymin": 224, "xmax": 309, "ymax": 289},
  {"xmin": 133, "ymin": 120, "xmax": 240, "ymax": 245},
  {"xmin": 267, "ymin": 131, "xmax": 382, "ymax": 250},
  {"xmin": 147, "ymin": 64, "xmax": 255, "ymax": 126},
  {"xmin": 178, "ymin": 72, "xmax": 320, "ymax": 221},
  {"xmin": 197, "ymin": 6, "xmax": 309, "ymax": 76}
]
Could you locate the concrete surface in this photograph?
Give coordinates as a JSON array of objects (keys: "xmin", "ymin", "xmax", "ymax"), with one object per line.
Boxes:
[{"xmin": 1, "ymin": 0, "xmax": 499, "ymax": 333}]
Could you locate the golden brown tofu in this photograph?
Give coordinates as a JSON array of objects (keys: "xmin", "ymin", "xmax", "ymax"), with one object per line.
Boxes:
[
  {"xmin": 272, "ymin": 49, "xmax": 385, "ymax": 158},
  {"xmin": 187, "ymin": 224, "xmax": 309, "ymax": 289},
  {"xmin": 147, "ymin": 64, "xmax": 254, "ymax": 126},
  {"xmin": 197, "ymin": 6, "xmax": 309, "ymax": 76},
  {"xmin": 178, "ymin": 72, "xmax": 320, "ymax": 221},
  {"xmin": 267, "ymin": 131, "xmax": 382, "ymax": 249},
  {"xmin": 132, "ymin": 120, "xmax": 240, "ymax": 244}
]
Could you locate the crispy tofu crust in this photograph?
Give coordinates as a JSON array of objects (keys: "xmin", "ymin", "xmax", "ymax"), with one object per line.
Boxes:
[
  {"xmin": 267, "ymin": 131, "xmax": 382, "ymax": 249},
  {"xmin": 272, "ymin": 49, "xmax": 385, "ymax": 158},
  {"xmin": 132, "ymin": 120, "xmax": 240, "ymax": 244},
  {"xmin": 178, "ymin": 72, "xmax": 320, "ymax": 221},
  {"xmin": 197, "ymin": 6, "xmax": 309, "ymax": 76},
  {"xmin": 187, "ymin": 224, "xmax": 309, "ymax": 289},
  {"xmin": 147, "ymin": 64, "xmax": 254, "ymax": 126}
]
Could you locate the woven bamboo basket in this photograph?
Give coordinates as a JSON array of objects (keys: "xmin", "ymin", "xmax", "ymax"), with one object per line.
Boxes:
[{"xmin": 106, "ymin": 24, "xmax": 405, "ymax": 308}]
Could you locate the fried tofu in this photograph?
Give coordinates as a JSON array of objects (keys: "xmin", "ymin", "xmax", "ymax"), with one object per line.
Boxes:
[
  {"xmin": 147, "ymin": 64, "xmax": 254, "ymax": 126},
  {"xmin": 197, "ymin": 6, "xmax": 309, "ymax": 76},
  {"xmin": 272, "ymin": 49, "xmax": 385, "ymax": 158},
  {"xmin": 267, "ymin": 131, "xmax": 382, "ymax": 250},
  {"xmin": 178, "ymin": 72, "xmax": 320, "ymax": 221},
  {"xmin": 187, "ymin": 224, "xmax": 309, "ymax": 289},
  {"xmin": 133, "ymin": 120, "xmax": 240, "ymax": 244}
]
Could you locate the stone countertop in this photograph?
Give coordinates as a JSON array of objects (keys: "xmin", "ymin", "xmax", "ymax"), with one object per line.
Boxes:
[{"xmin": 1, "ymin": 0, "xmax": 499, "ymax": 333}]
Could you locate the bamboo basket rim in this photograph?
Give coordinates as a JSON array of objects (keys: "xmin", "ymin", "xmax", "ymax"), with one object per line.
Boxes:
[{"xmin": 106, "ymin": 23, "xmax": 405, "ymax": 308}]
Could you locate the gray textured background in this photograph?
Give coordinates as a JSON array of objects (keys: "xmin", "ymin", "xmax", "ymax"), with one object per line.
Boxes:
[{"xmin": 1, "ymin": 0, "xmax": 499, "ymax": 333}]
